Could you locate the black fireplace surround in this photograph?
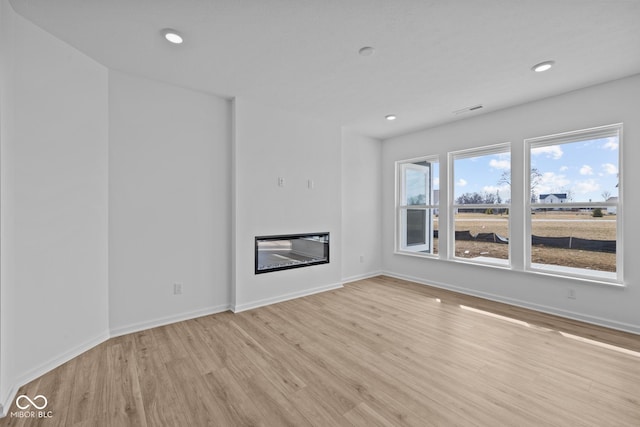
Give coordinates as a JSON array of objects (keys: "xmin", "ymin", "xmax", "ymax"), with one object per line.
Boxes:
[{"xmin": 255, "ymin": 232, "xmax": 330, "ymax": 274}]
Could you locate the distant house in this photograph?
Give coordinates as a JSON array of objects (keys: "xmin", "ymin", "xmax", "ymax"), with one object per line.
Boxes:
[
  {"xmin": 539, "ymin": 193, "xmax": 567, "ymax": 204},
  {"xmin": 538, "ymin": 193, "xmax": 567, "ymax": 210},
  {"xmin": 606, "ymin": 196, "xmax": 618, "ymax": 214}
]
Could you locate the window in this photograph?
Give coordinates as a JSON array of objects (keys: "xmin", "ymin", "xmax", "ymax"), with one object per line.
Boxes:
[
  {"xmin": 450, "ymin": 144, "xmax": 510, "ymax": 265},
  {"xmin": 526, "ymin": 124, "xmax": 622, "ymax": 282},
  {"xmin": 396, "ymin": 157, "xmax": 439, "ymax": 255},
  {"xmin": 393, "ymin": 124, "xmax": 622, "ymax": 286}
]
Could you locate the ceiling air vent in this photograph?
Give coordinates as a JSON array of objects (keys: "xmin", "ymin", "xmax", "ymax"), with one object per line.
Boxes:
[{"xmin": 453, "ymin": 104, "xmax": 483, "ymax": 115}]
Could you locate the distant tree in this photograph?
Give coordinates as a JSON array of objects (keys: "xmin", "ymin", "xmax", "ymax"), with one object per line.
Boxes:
[
  {"xmin": 498, "ymin": 170, "xmax": 511, "ymax": 187},
  {"xmin": 592, "ymin": 208, "xmax": 604, "ymax": 218},
  {"xmin": 483, "ymin": 192, "xmax": 496, "ymax": 204},
  {"xmin": 407, "ymin": 194, "xmax": 426, "ymax": 205},
  {"xmin": 499, "ymin": 168, "xmax": 542, "ymax": 202},
  {"xmin": 566, "ymin": 188, "xmax": 575, "ymax": 202},
  {"xmin": 496, "ymin": 190, "xmax": 502, "ymax": 204},
  {"xmin": 456, "ymin": 192, "xmax": 485, "ymax": 204},
  {"xmin": 601, "ymin": 190, "xmax": 611, "ymax": 201},
  {"xmin": 456, "ymin": 192, "xmax": 502, "ymax": 204}
]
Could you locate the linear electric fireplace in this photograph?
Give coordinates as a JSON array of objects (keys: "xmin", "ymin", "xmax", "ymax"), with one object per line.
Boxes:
[{"xmin": 255, "ymin": 232, "xmax": 329, "ymax": 274}]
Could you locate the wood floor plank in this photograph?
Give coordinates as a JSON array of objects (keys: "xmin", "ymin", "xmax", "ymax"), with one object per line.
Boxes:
[
  {"xmin": 132, "ymin": 331, "xmax": 184, "ymax": 427},
  {"xmin": 103, "ymin": 339, "xmax": 148, "ymax": 427},
  {"xmin": 2, "ymin": 275, "xmax": 639, "ymax": 426},
  {"xmin": 64, "ymin": 343, "xmax": 102, "ymax": 426},
  {"xmin": 202, "ymin": 367, "xmax": 266, "ymax": 426}
]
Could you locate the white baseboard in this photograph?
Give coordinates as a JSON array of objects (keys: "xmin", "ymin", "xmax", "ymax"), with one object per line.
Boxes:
[
  {"xmin": 1, "ymin": 330, "xmax": 110, "ymax": 418},
  {"xmin": 381, "ymin": 270, "xmax": 640, "ymax": 335},
  {"xmin": 0, "ymin": 304, "xmax": 231, "ymax": 418},
  {"xmin": 341, "ymin": 270, "xmax": 383, "ymax": 285},
  {"xmin": 233, "ymin": 282, "xmax": 343, "ymax": 313},
  {"xmin": 2, "ymin": 289, "xmax": 341, "ymax": 418},
  {"xmin": 109, "ymin": 304, "xmax": 231, "ymax": 338}
]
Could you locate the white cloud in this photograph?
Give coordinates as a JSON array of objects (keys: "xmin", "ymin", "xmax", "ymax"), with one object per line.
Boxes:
[
  {"xmin": 531, "ymin": 145, "xmax": 563, "ymax": 160},
  {"xmin": 536, "ymin": 172, "xmax": 570, "ymax": 194},
  {"xmin": 602, "ymin": 163, "xmax": 618, "ymax": 175},
  {"xmin": 559, "ymin": 166, "xmax": 569, "ymax": 172},
  {"xmin": 579, "ymin": 165, "xmax": 594, "ymax": 175},
  {"xmin": 574, "ymin": 179, "xmax": 600, "ymax": 195},
  {"xmin": 483, "ymin": 185, "xmax": 511, "ymax": 200},
  {"xmin": 489, "ymin": 159, "xmax": 510, "ymax": 170},
  {"xmin": 457, "ymin": 178, "xmax": 467, "ymax": 187},
  {"xmin": 602, "ymin": 137, "xmax": 618, "ymax": 151}
]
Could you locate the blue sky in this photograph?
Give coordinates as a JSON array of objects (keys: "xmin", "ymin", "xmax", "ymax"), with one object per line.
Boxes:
[
  {"xmin": 454, "ymin": 152, "xmax": 511, "ymax": 203},
  {"xmin": 454, "ymin": 136, "xmax": 619, "ymax": 203}
]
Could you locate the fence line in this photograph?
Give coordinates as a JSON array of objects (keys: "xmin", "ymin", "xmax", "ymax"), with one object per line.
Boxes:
[{"xmin": 433, "ymin": 230, "xmax": 616, "ymax": 253}]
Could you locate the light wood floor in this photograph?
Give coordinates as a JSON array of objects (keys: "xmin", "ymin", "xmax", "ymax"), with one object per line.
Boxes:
[{"xmin": 3, "ymin": 276, "xmax": 640, "ymax": 426}]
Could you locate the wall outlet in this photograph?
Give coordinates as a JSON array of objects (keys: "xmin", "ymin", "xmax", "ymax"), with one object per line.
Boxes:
[
  {"xmin": 567, "ymin": 288, "xmax": 576, "ymax": 299},
  {"xmin": 278, "ymin": 176, "xmax": 285, "ymax": 187},
  {"xmin": 173, "ymin": 283, "xmax": 183, "ymax": 295}
]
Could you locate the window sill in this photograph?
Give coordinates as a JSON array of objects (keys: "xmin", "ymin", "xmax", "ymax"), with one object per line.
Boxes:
[
  {"xmin": 394, "ymin": 249, "xmax": 439, "ymax": 259},
  {"xmin": 394, "ymin": 251, "xmax": 624, "ymax": 287},
  {"xmin": 528, "ymin": 263, "xmax": 624, "ymax": 287},
  {"xmin": 451, "ymin": 256, "xmax": 511, "ymax": 270}
]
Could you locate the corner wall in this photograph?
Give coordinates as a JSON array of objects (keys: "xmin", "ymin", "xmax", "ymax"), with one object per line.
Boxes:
[
  {"xmin": 0, "ymin": 0, "xmax": 14, "ymax": 413},
  {"xmin": 382, "ymin": 74, "xmax": 640, "ymax": 333},
  {"xmin": 0, "ymin": 0, "xmax": 110, "ymax": 411},
  {"xmin": 108, "ymin": 71, "xmax": 232, "ymax": 335},
  {"xmin": 341, "ymin": 129, "xmax": 382, "ymax": 282}
]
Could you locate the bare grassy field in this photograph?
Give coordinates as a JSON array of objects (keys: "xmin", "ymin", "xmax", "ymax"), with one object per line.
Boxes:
[{"xmin": 432, "ymin": 211, "xmax": 617, "ymax": 272}]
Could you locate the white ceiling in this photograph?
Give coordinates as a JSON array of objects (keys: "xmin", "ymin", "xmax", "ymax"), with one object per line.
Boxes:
[{"xmin": 9, "ymin": 0, "xmax": 640, "ymax": 139}]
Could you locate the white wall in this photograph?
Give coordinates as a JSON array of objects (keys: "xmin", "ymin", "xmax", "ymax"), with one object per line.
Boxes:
[
  {"xmin": 108, "ymin": 71, "xmax": 232, "ymax": 335},
  {"xmin": 382, "ymin": 74, "xmax": 640, "ymax": 333},
  {"xmin": 341, "ymin": 129, "xmax": 382, "ymax": 282},
  {"xmin": 0, "ymin": 2, "xmax": 347, "ymax": 410},
  {"xmin": 233, "ymin": 98, "xmax": 343, "ymax": 311},
  {"xmin": 0, "ymin": 0, "xmax": 14, "ymax": 413},
  {"xmin": 0, "ymin": 0, "xmax": 110, "ymax": 411},
  {"xmin": 2, "ymin": 0, "xmax": 636, "ymax": 416}
]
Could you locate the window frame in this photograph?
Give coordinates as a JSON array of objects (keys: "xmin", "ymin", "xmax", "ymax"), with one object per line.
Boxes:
[
  {"xmin": 395, "ymin": 155, "xmax": 439, "ymax": 258},
  {"xmin": 449, "ymin": 142, "xmax": 512, "ymax": 267},
  {"xmin": 524, "ymin": 123, "xmax": 623, "ymax": 284}
]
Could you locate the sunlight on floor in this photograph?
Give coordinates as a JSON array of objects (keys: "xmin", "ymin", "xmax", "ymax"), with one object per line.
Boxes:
[
  {"xmin": 558, "ymin": 332, "xmax": 640, "ymax": 358},
  {"xmin": 459, "ymin": 305, "xmax": 532, "ymax": 328},
  {"xmin": 459, "ymin": 304, "xmax": 640, "ymax": 358}
]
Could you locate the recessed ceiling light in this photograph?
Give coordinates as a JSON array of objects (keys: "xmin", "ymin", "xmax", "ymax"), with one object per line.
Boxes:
[
  {"xmin": 385, "ymin": 114, "xmax": 397, "ymax": 121},
  {"xmin": 162, "ymin": 29, "xmax": 183, "ymax": 44},
  {"xmin": 358, "ymin": 46, "xmax": 375, "ymax": 56},
  {"xmin": 532, "ymin": 60, "xmax": 555, "ymax": 72}
]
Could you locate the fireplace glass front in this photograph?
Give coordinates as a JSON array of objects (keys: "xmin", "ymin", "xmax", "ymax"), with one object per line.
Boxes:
[{"xmin": 255, "ymin": 232, "xmax": 329, "ymax": 274}]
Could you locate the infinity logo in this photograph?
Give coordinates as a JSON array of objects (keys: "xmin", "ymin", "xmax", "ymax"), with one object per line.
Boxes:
[{"xmin": 16, "ymin": 394, "xmax": 48, "ymax": 410}]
